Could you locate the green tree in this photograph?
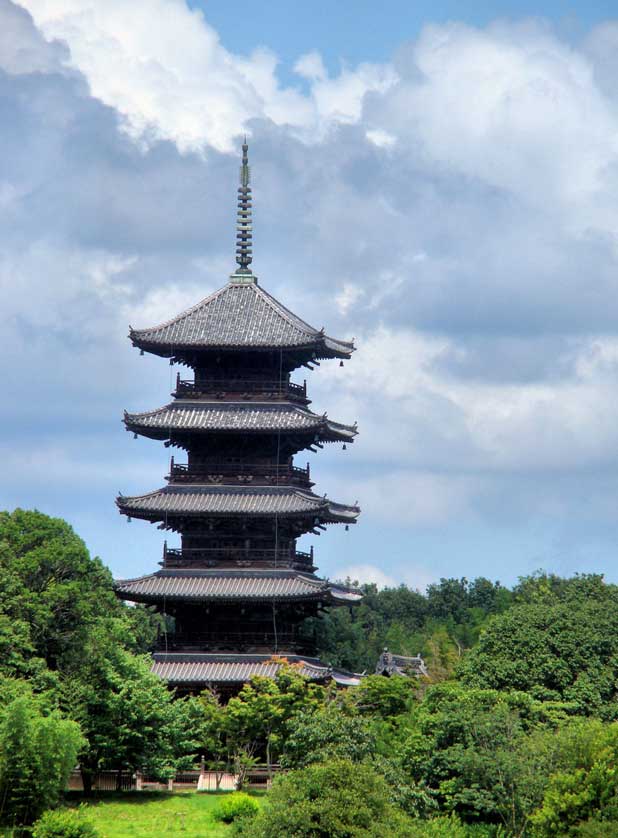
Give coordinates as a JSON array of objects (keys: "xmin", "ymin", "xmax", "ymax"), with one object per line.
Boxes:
[
  {"xmin": 350, "ymin": 673, "xmax": 417, "ymax": 718},
  {"xmin": 281, "ymin": 703, "xmax": 376, "ymax": 768},
  {"xmin": 224, "ymin": 663, "xmax": 325, "ymax": 776},
  {"xmin": 529, "ymin": 720, "xmax": 618, "ymax": 836},
  {"xmin": 63, "ymin": 626, "xmax": 198, "ymax": 790},
  {"xmin": 239, "ymin": 759, "xmax": 417, "ymax": 838},
  {"xmin": 0, "ymin": 510, "xmax": 119, "ymax": 673},
  {"xmin": 459, "ymin": 586, "xmax": 618, "ymax": 716},
  {"xmin": 398, "ymin": 682, "xmax": 571, "ymax": 832},
  {"xmin": 0, "ymin": 694, "xmax": 84, "ymax": 829}
]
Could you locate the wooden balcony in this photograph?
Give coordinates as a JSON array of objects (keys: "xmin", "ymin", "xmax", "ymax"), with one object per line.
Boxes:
[
  {"xmin": 162, "ymin": 544, "xmax": 315, "ymax": 570},
  {"xmin": 168, "ymin": 459, "xmax": 312, "ymax": 488},
  {"xmin": 156, "ymin": 631, "xmax": 313, "ymax": 654},
  {"xmin": 175, "ymin": 375, "xmax": 308, "ymax": 403}
]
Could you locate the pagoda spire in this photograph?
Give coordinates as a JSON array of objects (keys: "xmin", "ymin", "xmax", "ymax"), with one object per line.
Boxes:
[{"xmin": 234, "ymin": 138, "xmax": 253, "ymax": 275}]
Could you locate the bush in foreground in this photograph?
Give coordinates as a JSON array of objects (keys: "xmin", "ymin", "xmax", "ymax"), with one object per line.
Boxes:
[
  {"xmin": 0, "ymin": 695, "xmax": 84, "ymax": 828},
  {"xmin": 237, "ymin": 759, "xmax": 416, "ymax": 837},
  {"xmin": 212, "ymin": 792, "xmax": 259, "ymax": 823},
  {"xmin": 32, "ymin": 808, "xmax": 99, "ymax": 838}
]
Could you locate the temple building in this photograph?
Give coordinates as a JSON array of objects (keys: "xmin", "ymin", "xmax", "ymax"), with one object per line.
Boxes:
[{"xmin": 114, "ymin": 142, "xmax": 362, "ymax": 694}]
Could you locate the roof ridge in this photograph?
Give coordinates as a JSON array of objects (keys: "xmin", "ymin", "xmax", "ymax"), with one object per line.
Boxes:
[
  {"xmin": 131, "ymin": 283, "xmax": 228, "ymax": 337},
  {"xmin": 126, "ymin": 400, "xmax": 321, "ymax": 418},
  {"xmin": 252, "ymin": 283, "xmax": 320, "ymax": 339}
]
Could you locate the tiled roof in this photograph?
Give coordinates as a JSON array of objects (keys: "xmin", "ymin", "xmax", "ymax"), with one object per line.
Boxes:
[
  {"xmin": 116, "ymin": 485, "xmax": 360, "ymax": 523},
  {"xmin": 375, "ymin": 649, "xmax": 428, "ymax": 677},
  {"xmin": 151, "ymin": 652, "xmax": 362, "ymax": 686},
  {"xmin": 114, "ymin": 569, "xmax": 362, "ymax": 603},
  {"xmin": 124, "ymin": 401, "xmax": 357, "ymax": 442},
  {"xmin": 129, "ymin": 279, "xmax": 354, "ymax": 359}
]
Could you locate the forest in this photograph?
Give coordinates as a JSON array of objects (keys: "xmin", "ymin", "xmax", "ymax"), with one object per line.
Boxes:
[{"xmin": 2, "ymin": 508, "xmax": 618, "ymax": 836}]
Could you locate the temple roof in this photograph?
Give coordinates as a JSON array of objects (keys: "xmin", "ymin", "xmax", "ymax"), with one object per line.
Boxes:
[
  {"xmin": 151, "ymin": 652, "xmax": 362, "ymax": 686},
  {"xmin": 117, "ymin": 485, "xmax": 359, "ymax": 523},
  {"xmin": 374, "ymin": 649, "xmax": 428, "ymax": 678},
  {"xmin": 114, "ymin": 568, "xmax": 361, "ymax": 604},
  {"xmin": 124, "ymin": 401, "xmax": 357, "ymax": 442},
  {"xmin": 129, "ymin": 279, "xmax": 354, "ymax": 359}
]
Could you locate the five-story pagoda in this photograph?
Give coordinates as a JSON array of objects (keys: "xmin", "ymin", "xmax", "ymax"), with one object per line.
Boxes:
[{"xmin": 115, "ymin": 142, "xmax": 361, "ymax": 694}]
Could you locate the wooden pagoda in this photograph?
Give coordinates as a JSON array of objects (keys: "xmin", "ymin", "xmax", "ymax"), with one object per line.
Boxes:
[{"xmin": 115, "ymin": 142, "xmax": 362, "ymax": 694}]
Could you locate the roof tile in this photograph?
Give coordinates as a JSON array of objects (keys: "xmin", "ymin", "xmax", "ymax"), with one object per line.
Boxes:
[{"xmin": 130, "ymin": 280, "xmax": 353, "ymax": 357}]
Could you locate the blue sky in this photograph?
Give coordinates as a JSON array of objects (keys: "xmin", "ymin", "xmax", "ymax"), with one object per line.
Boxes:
[
  {"xmin": 194, "ymin": 0, "xmax": 616, "ymax": 72},
  {"xmin": 4, "ymin": 0, "xmax": 618, "ymax": 590}
]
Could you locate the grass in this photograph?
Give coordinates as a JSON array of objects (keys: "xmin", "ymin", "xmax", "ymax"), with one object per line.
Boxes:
[{"xmin": 65, "ymin": 791, "xmax": 259, "ymax": 838}]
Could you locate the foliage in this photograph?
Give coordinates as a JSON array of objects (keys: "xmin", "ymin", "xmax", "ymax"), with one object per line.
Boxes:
[
  {"xmin": 314, "ymin": 577, "xmax": 511, "ymax": 675},
  {"xmin": 0, "ymin": 510, "xmax": 119, "ymax": 675},
  {"xmin": 0, "ymin": 694, "xmax": 84, "ymax": 828},
  {"xmin": 32, "ymin": 808, "xmax": 99, "ymax": 838},
  {"xmin": 398, "ymin": 682, "xmax": 573, "ymax": 833},
  {"xmin": 211, "ymin": 793, "xmax": 259, "ymax": 823},
  {"xmin": 238, "ymin": 759, "xmax": 416, "ymax": 837},
  {"xmin": 63, "ymin": 636, "xmax": 200, "ymax": 781},
  {"xmin": 349, "ymin": 673, "xmax": 417, "ymax": 717},
  {"xmin": 404, "ymin": 817, "xmax": 497, "ymax": 836},
  {"xmin": 222, "ymin": 664, "xmax": 325, "ymax": 772},
  {"xmin": 459, "ymin": 575, "xmax": 618, "ymax": 717},
  {"xmin": 528, "ymin": 720, "xmax": 618, "ymax": 836},
  {"xmin": 280, "ymin": 703, "xmax": 376, "ymax": 768}
]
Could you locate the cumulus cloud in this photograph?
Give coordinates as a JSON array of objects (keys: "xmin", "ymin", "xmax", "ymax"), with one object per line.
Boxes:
[
  {"xmin": 18, "ymin": 0, "xmax": 395, "ymax": 151},
  {"xmin": 6, "ymin": 0, "xmax": 618, "ymax": 580}
]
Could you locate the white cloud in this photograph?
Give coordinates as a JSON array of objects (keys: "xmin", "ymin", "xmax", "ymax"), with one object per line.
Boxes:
[
  {"xmin": 365, "ymin": 128, "xmax": 396, "ymax": 148},
  {"xmin": 336, "ymin": 562, "xmax": 437, "ymax": 592},
  {"xmin": 17, "ymin": 0, "xmax": 396, "ymax": 151},
  {"xmin": 368, "ymin": 21, "xmax": 618, "ymax": 232},
  {"xmin": 336, "ymin": 563, "xmax": 396, "ymax": 589},
  {"xmin": 8, "ymin": 1, "xmax": 618, "ymax": 578}
]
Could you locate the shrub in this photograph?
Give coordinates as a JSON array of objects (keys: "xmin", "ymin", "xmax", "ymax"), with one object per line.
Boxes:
[
  {"xmin": 32, "ymin": 808, "xmax": 99, "ymax": 838},
  {"xmin": 212, "ymin": 792, "xmax": 259, "ymax": 823},
  {"xmin": 0, "ymin": 696, "xmax": 84, "ymax": 827},
  {"xmin": 237, "ymin": 759, "xmax": 416, "ymax": 837}
]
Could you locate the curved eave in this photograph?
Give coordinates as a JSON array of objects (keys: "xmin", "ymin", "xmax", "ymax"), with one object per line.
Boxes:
[
  {"xmin": 116, "ymin": 587, "xmax": 334, "ymax": 605},
  {"xmin": 115, "ymin": 488, "xmax": 360, "ymax": 525},
  {"xmin": 151, "ymin": 653, "xmax": 335, "ymax": 684},
  {"xmin": 114, "ymin": 573, "xmax": 362, "ymax": 606},
  {"xmin": 122, "ymin": 403, "xmax": 357, "ymax": 443},
  {"xmin": 129, "ymin": 332, "xmax": 354, "ymax": 361},
  {"xmin": 327, "ymin": 587, "xmax": 363, "ymax": 604}
]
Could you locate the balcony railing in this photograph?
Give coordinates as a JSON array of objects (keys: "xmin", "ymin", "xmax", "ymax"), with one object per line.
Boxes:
[
  {"xmin": 175, "ymin": 374, "xmax": 308, "ymax": 402},
  {"xmin": 162, "ymin": 544, "xmax": 315, "ymax": 569},
  {"xmin": 156, "ymin": 631, "xmax": 313, "ymax": 654},
  {"xmin": 168, "ymin": 459, "xmax": 312, "ymax": 487}
]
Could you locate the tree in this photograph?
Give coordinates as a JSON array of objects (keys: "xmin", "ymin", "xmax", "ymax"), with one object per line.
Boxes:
[
  {"xmin": 238, "ymin": 759, "xmax": 417, "ymax": 838},
  {"xmin": 0, "ymin": 694, "xmax": 83, "ymax": 829},
  {"xmin": 0, "ymin": 509, "xmax": 120, "ymax": 674},
  {"xmin": 62, "ymin": 624, "xmax": 198, "ymax": 790},
  {"xmin": 528, "ymin": 720, "xmax": 618, "ymax": 836},
  {"xmin": 314, "ymin": 577, "xmax": 510, "ymax": 673},
  {"xmin": 224, "ymin": 663, "xmax": 325, "ymax": 775},
  {"xmin": 459, "ymin": 584, "xmax": 618, "ymax": 716},
  {"xmin": 281, "ymin": 704, "xmax": 376, "ymax": 768},
  {"xmin": 397, "ymin": 682, "xmax": 572, "ymax": 832},
  {"xmin": 349, "ymin": 674, "xmax": 417, "ymax": 718}
]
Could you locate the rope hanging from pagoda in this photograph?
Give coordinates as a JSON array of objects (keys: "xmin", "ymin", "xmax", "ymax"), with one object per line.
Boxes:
[{"xmin": 235, "ymin": 139, "xmax": 253, "ymax": 273}]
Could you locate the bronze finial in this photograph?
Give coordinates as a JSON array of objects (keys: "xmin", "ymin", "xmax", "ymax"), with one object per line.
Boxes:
[{"xmin": 235, "ymin": 139, "xmax": 253, "ymax": 273}]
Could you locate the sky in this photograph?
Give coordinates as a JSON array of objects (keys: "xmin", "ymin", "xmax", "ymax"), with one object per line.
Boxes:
[{"xmin": 3, "ymin": 0, "xmax": 618, "ymax": 590}]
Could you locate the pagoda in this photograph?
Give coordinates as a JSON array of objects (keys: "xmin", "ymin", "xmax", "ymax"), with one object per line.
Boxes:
[{"xmin": 115, "ymin": 142, "xmax": 361, "ymax": 694}]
